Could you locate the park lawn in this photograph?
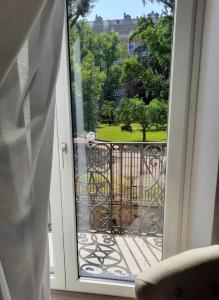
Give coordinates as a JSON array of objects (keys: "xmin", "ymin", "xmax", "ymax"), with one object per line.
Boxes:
[{"xmin": 96, "ymin": 123, "xmax": 167, "ymax": 142}]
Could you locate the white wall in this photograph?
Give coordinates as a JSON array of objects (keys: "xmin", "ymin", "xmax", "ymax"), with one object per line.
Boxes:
[{"xmin": 187, "ymin": 0, "xmax": 219, "ymax": 248}]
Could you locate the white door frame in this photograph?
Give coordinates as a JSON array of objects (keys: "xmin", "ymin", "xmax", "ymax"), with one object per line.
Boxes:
[
  {"xmin": 49, "ymin": 106, "xmax": 66, "ymax": 290},
  {"xmin": 163, "ymin": 0, "xmax": 205, "ymax": 258},
  {"xmin": 185, "ymin": 0, "xmax": 219, "ymax": 249},
  {"xmin": 51, "ymin": 0, "xmax": 205, "ymax": 296}
]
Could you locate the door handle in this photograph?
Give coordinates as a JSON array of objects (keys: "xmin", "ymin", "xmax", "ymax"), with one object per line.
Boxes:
[{"xmin": 59, "ymin": 143, "xmax": 67, "ymax": 170}]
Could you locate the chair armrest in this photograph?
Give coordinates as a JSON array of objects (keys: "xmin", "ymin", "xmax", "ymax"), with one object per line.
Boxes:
[{"xmin": 135, "ymin": 245, "xmax": 219, "ymax": 300}]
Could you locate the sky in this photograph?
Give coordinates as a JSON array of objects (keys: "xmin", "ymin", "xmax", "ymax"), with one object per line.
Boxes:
[{"xmin": 86, "ymin": 0, "xmax": 165, "ymax": 21}]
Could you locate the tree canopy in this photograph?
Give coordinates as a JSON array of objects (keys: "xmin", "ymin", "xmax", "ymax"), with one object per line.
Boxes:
[
  {"xmin": 122, "ymin": 15, "xmax": 173, "ymax": 104},
  {"xmin": 148, "ymin": 99, "xmax": 168, "ymax": 128},
  {"xmin": 69, "ymin": 20, "xmax": 123, "ymax": 131},
  {"xmin": 81, "ymin": 53, "xmax": 105, "ymax": 131},
  {"xmin": 68, "ymin": 0, "xmax": 173, "ymax": 136},
  {"xmin": 115, "ymin": 98, "xmax": 134, "ymax": 128},
  {"xmin": 68, "ymin": 0, "xmax": 95, "ymax": 28},
  {"xmin": 100, "ymin": 100, "xmax": 117, "ymax": 125},
  {"xmin": 131, "ymin": 98, "xmax": 150, "ymax": 142},
  {"xmin": 142, "ymin": 0, "xmax": 174, "ymax": 13}
]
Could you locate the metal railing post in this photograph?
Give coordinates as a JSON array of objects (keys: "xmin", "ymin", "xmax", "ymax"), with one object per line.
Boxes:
[
  {"xmin": 120, "ymin": 144, "xmax": 123, "ymax": 233},
  {"xmin": 129, "ymin": 146, "xmax": 133, "ymax": 230},
  {"xmin": 110, "ymin": 143, "xmax": 114, "ymax": 233},
  {"xmin": 139, "ymin": 144, "xmax": 144, "ymax": 234}
]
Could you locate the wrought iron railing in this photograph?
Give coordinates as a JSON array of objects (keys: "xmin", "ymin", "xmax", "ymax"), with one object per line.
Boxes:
[{"xmin": 74, "ymin": 142, "xmax": 166, "ymax": 237}]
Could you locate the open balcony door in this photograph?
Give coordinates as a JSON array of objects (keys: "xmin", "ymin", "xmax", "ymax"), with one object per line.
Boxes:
[{"xmin": 49, "ymin": 0, "xmax": 205, "ymax": 297}]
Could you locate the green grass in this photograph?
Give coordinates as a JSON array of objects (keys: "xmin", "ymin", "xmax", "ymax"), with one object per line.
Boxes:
[{"xmin": 96, "ymin": 123, "xmax": 167, "ymax": 142}]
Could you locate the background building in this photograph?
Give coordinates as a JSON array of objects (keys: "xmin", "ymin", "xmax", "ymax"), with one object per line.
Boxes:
[{"xmin": 89, "ymin": 13, "xmax": 137, "ymax": 54}]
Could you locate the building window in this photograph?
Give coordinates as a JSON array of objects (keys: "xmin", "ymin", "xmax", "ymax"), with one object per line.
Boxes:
[
  {"xmin": 115, "ymin": 86, "xmax": 121, "ymax": 95},
  {"xmin": 128, "ymin": 42, "xmax": 135, "ymax": 54}
]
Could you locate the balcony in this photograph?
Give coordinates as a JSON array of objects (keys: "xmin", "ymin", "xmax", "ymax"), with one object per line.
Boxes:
[
  {"xmin": 49, "ymin": 142, "xmax": 166, "ymax": 281},
  {"xmin": 74, "ymin": 142, "xmax": 166, "ymax": 280}
]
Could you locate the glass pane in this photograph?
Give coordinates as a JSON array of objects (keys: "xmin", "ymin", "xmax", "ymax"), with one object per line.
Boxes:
[{"xmin": 67, "ymin": 0, "xmax": 174, "ymax": 282}]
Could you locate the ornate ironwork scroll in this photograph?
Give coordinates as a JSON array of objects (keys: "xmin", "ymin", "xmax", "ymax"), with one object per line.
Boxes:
[{"xmin": 74, "ymin": 141, "xmax": 166, "ymax": 280}]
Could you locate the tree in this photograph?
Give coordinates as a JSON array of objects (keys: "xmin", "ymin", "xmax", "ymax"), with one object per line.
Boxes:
[
  {"xmin": 69, "ymin": 21, "xmax": 120, "ymax": 131},
  {"xmin": 125, "ymin": 15, "xmax": 173, "ymax": 103},
  {"xmin": 68, "ymin": 1, "xmax": 172, "ymax": 135},
  {"xmin": 70, "ymin": 23, "xmax": 122, "ymax": 103},
  {"xmin": 68, "ymin": 0, "xmax": 95, "ymax": 28},
  {"xmin": 131, "ymin": 98, "xmax": 150, "ymax": 142},
  {"xmin": 105, "ymin": 64, "xmax": 122, "ymax": 101},
  {"xmin": 136, "ymin": 16, "xmax": 173, "ymax": 78},
  {"xmin": 140, "ymin": 68, "xmax": 170, "ymax": 101},
  {"xmin": 69, "ymin": 21, "xmax": 99, "ymax": 133},
  {"xmin": 121, "ymin": 57, "xmax": 145, "ymax": 100},
  {"xmin": 148, "ymin": 99, "xmax": 168, "ymax": 128},
  {"xmin": 81, "ymin": 53, "xmax": 105, "ymax": 131},
  {"xmin": 94, "ymin": 31, "xmax": 120, "ymax": 72},
  {"xmin": 142, "ymin": 0, "xmax": 174, "ymax": 14},
  {"xmin": 100, "ymin": 101, "xmax": 116, "ymax": 125},
  {"xmin": 116, "ymin": 97, "xmax": 150, "ymax": 141},
  {"xmin": 115, "ymin": 98, "xmax": 134, "ymax": 130},
  {"xmin": 94, "ymin": 31, "xmax": 121, "ymax": 102},
  {"xmin": 69, "ymin": 20, "xmax": 96, "ymax": 64}
]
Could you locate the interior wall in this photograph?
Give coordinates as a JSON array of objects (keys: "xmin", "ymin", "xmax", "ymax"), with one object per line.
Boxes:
[
  {"xmin": 212, "ymin": 165, "xmax": 219, "ymax": 244},
  {"xmin": 187, "ymin": 0, "xmax": 219, "ymax": 249}
]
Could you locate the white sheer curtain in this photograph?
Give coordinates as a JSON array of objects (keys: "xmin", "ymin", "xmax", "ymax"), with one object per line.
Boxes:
[{"xmin": 0, "ymin": 1, "xmax": 65, "ymax": 299}]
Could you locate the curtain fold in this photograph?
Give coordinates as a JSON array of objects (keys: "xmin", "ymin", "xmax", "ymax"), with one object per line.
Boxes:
[
  {"xmin": 0, "ymin": 0, "xmax": 46, "ymax": 86},
  {"xmin": 0, "ymin": 1, "xmax": 65, "ymax": 299}
]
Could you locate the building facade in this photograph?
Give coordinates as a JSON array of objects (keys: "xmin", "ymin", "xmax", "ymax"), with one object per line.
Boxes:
[{"xmin": 89, "ymin": 13, "xmax": 137, "ymax": 54}]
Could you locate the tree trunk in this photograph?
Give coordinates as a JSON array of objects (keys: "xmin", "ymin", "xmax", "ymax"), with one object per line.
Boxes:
[{"xmin": 142, "ymin": 127, "xmax": 146, "ymax": 142}]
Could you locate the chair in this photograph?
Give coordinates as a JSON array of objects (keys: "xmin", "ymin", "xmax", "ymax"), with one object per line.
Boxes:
[{"xmin": 135, "ymin": 245, "xmax": 219, "ymax": 299}]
